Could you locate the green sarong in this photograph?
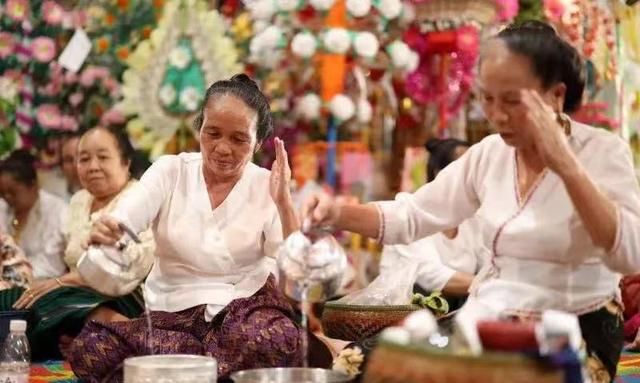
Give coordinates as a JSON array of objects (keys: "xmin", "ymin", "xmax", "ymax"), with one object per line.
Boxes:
[{"xmin": 0, "ymin": 286, "xmax": 143, "ymax": 361}]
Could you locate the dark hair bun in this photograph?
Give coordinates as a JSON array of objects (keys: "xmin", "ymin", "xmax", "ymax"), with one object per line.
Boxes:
[
  {"xmin": 511, "ymin": 20, "xmax": 558, "ymax": 35},
  {"xmin": 425, "ymin": 138, "xmax": 442, "ymax": 153},
  {"xmin": 231, "ymin": 74, "xmax": 261, "ymax": 91}
]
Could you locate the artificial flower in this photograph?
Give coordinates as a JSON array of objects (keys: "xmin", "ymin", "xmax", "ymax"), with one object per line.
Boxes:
[
  {"xmin": 387, "ymin": 40, "xmax": 411, "ymax": 68},
  {"xmin": 0, "ymin": 33, "xmax": 16, "ymax": 59},
  {"xmin": 353, "ymin": 32, "xmax": 379, "ymax": 58},
  {"xmin": 169, "ymin": 46, "xmax": 192, "ymax": 69},
  {"xmin": 80, "ymin": 70, "xmax": 96, "ymax": 87},
  {"xmin": 291, "ymin": 32, "xmax": 317, "ymax": 58},
  {"xmin": 496, "ymin": 0, "xmax": 519, "ymax": 21},
  {"xmin": 406, "ymin": 50, "xmax": 420, "ymax": 72},
  {"xmin": 69, "ymin": 93, "xmax": 84, "ymax": 107},
  {"xmin": 357, "ymin": 99, "xmax": 372, "ymax": 123},
  {"xmin": 377, "ymin": 0, "xmax": 402, "ymax": 19},
  {"xmin": 36, "ymin": 104, "xmax": 62, "ymax": 130},
  {"xmin": 329, "ymin": 94, "xmax": 355, "ymax": 121},
  {"xmin": 95, "ymin": 37, "xmax": 110, "ymax": 54},
  {"xmin": 247, "ymin": 0, "xmax": 275, "ymax": 20},
  {"xmin": 323, "ymin": 28, "xmax": 351, "ymax": 54},
  {"xmin": 6, "ymin": 0, "xmax": 29, "ymax": 22},
  {"xmin": 296, "ymin": 93, "xmax": 322, "ymax": 120},
  {"xmin": 332, "ymin": 347, "xmax": 364, "ymax": 378},
  {"xmin": 0, "ymin": 76, "xmax": 18, "ymax": 102},
  {"xmin": 64, "ymin": 71, "xmax": 78, "ymax": 85},
  {"xmin": 309, "ymin": 0, "xmax": 335, "ymax": 11},
  {"xmin": 276, "ymin": 0, "xmax": 298, "ymax": 12},
  {"xmin": 100, "ymin": 108, "xmax": 126, "ymax": 126},
  {"xmin": 116, "ymin": 46, "xmax": 130, "ymax": 61},
  {"xmin": 346, "ymin": 0, "xmax": 371, "ymax": 17},
  {"xmin": 117, "ymin": 0, "xmax": 130, "ymax": 11},
  {"xmin": 179, "ymin": 87, "xmax": 202, "ymax": 112},
  {"xmin": 60, "ymin": 115, "xmax": 79, "ymax": 131},
  {"xmin": 42, "ymin": 0, "xmax": 64, "ymax": 25},
  {"xmin": 31, "ymin": 37, "xmax": 56, "ymax": 63},
  {"xmin": 159, "ymin": 84, "xmax": 177, "ymax": 106},
  {"xmin": 102, "ymin": 77, "xmax": 120, "ymax": 93}
]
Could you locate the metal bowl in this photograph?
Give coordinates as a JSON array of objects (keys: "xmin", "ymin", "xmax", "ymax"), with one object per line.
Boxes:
[
  {"xmin": 230, "ymin": 368, "xmax": 351, "ymax": 383},
  {"xmin": 124, "ymin": 355, "xmax": 217, "ymax": 383}
]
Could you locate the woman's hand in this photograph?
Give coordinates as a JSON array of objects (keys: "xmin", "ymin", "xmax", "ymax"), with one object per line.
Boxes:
[
  {"xmin": 301, "ymin": 192, "xmax": 342, "ymax": 230},
  {"xmin": 13, "ymin": 278, "xmax": 63, "ymax": 309},
  {"xmin": 269, "ymin": 137, "xmax": 293, "ymax": 207},
  {"xmin": 520, "ymin": 89, "xmax": 579, "ymax": 177},
  {"xmin": 89, "ymin": 216, "xmax": 124, "ymax": 247}
]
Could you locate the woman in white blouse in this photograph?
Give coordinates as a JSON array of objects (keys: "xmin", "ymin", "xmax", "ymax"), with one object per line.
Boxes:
[
  {"xmin": 0, "ymin": 149, "xmax": 67, "ymax": 279},
  {"xmin": 305, "ymin": 21, "xmax": 638, "ymax": 382},
  {"xmin": 68, "ymin": 75, "xmax": 309, "ymax": 382}
]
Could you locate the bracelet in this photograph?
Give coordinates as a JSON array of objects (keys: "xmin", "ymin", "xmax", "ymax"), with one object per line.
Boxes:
[
  {"xmin": 55, "ymin": 278, "xmax": 64, "ymax": 287},
  {"xmin": 373, "ymin": 203, "xmax": 385, "ymax": 244}
]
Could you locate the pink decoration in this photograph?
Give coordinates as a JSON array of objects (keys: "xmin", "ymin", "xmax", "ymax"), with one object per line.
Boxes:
[
  {"xmin": 543, "ymin": 0, "xmax": 569, "ymax": 23},
  {"xmin": 30, "ymin": 37, "xmax": 56, "ymax": 63},
  {"xmin": 102, "ymin": 77, "xmax": 119, "ymax": 92},
  {"xmin": 64, "ymin": 71, "xmax": 78, "ymax": 85},
  {"xmin": 42, "ymin": 0, "xmax": 64, "ymax": 25},
  {"xmin": 36, "ymin": 104, "xmax": 62, "ymax": 130},
  {"xmin": 6, "ymin": 0, "xmax": 29, "ymax": 22},
  {"xmin": 69, "ymin": 92, "xmax": 84, "ymax": 107},
  {"xmin": 495, "ymin": 0, "xmax": 519, "ymax": 21},
  {"xmin": 60, "ymin": 115, "xmax": 79, "ymax": 131},
  {"xmin": 100, "ymin": 108, "xmax": 126, "ymax": 126},
  {"xmin": 0, "ymin": 32, "xmax": 16, "ymax": 58}
]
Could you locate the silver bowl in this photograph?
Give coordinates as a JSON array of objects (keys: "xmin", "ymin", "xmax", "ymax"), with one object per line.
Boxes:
[
  {"xmin": 124, "ymin": 355, "xmax": 217, "ymax": 383},
  {"xmin": 230, "ymin": 368, "xmax": 351, "ymax": 383}
]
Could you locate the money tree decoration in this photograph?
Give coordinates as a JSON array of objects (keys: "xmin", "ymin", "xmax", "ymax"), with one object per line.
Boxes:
[{"xmin": 117, "ymin": 0, "xmax": 242, "ymax": 158}]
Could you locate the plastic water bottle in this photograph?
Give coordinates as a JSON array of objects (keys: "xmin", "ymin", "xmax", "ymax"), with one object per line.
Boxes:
[{"xmin": 0, "ymin": 320, "xmax": 30, "ymax": 383}]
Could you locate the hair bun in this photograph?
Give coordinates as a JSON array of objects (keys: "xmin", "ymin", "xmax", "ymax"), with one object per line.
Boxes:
[
  {"xmin": 231, "ymin": 74, "xmax": 260, "ymax": 91},
  {"xmin": 511, "ymin": 20, "xmax": 558, "ymax": 36},
  {"xmin": 425, "ymin": 138, "xmax": 442, "ymax": 153},
  {"xmin": 7, "ymin": 149, "xmax": 36, "ymax": 165}
]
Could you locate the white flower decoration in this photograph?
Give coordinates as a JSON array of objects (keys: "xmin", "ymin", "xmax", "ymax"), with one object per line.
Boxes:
[
  {"xmin": 310, "ymin": 0, "xmax": 335, "ymax": 11},
  {"xmin": 260, "ymin": 25, "xmax": 284, "ymax": 50},
  {"xmin": 247, "ymin": 0, "xmax": 275, "ymax": 20},
  {"xmin": 276, "ymin": 0, "xmax": 298, "ymax": 11},
  {"xmin": 387, "ymin": 40, "xmax": 411, "ymax": 68},
  {"xmin": 353, "ymin": 32, "xmax": 379, "ymax": 58},
  {"xmin": 323, "ymin": 28, "xmax": 351, "ymax": 54},
  {"xmin": 357, "ymin": 99, "xmax": 372, "ymax": 123},
  {"xmin": 332, "ymin": 347, "xmax": 364, "ymax": 378},
  {"xmin": 169, "ymin": 46, "xmax": 192, "ymax": 69},
  {"xmin": 0, "ymin": 77, "xmax": 18, "ymax": 101},
  {"xmin": 296, "ymin": 93, "xmax": 322, "ymax": 120},
  {"xmin": 401, "ymin": 2, "xmax": 416, "ymax": 24},
  {"xmin": 159, "ymin": 84, "xmax": 177, "ymax": 106},
  {"xmin": 406, "ymin": 50, "xmax": 420, "ymax": 72},
  {"xmin": 179, "ymin": 87, "xmax": 202, "ymax": 112},
  {"xmin": 291, "ymin": 32, "xmax": 317, "ymax": 58},
  {"xmin": 378, "ymin": 0, "xmax": 402, "ymax": 19},
  {"xmin": 329, "ymin": 94, "xmax": 355, "ymax": 121},
  {"xmin": 346, "ymin": 0, "xmax": 371, "ymax": 17}
]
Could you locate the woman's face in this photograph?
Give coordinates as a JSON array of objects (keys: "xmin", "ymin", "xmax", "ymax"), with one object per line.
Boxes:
[
  {"xmin": 199, "ymin": 94, "xmax": 259, "ymax": 182},
  {"xmin": 77, "ymin": 129, "xmax": 130, "ymax": 200},
  {"xmin": 477, "ymin": 40, "xmax": 566, "ymax": 149},
  {"xmin": 0, "ymin": 174, "xmax": 36, "ymax": 212}
]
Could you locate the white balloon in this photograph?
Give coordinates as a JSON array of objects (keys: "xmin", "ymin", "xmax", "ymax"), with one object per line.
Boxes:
[
  {"xmin": 276, "ymin": 0, "xmax": 298, "ymax": 11},
  {"xmin": 378, "ymin": 0, "xmax": 402, "ymax": 19},
  {"xmin": 296, "ymin": 94, "xmax": 322, "ymax": 120},
  {"xmin": 406, "ymin": 50, "xmax": 420, "ymax": 72},
  {"xmin": 353, "ymin": 32, "xmax": 379, "ymax": 58},
  {"xmin": 346, "ymin": 0, "xmax": 371, "ymax": 17},
  {"xmin": 291, "ymin": 32, "xmax": 317, "ymax": 58},
  {"xmin": 388, "ymin": 40, "xmax": 411, "ymax": 68},
  {"xmin": 247, "ymin": 0, "xmax": 275, "ymax": 20},
  {"xmin": 310, "ymin": 0, "xmax": 335, "ymax": 10}
]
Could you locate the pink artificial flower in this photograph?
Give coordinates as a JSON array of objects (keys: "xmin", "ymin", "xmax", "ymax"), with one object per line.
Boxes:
[
  {"xmin": 102, "ymin": 77, "xmax": 119, "ymax": 92},
  {"xmin": 69, "ymin": 92, "xmax": 84, "ymax": 107},
  {"xmin": 64, "ymin": 71, "xmax": 78, "ymax": 84},
  {"xmin": 79, "ymin": 69, "xmax": 96, "ymax": 87},
  {"xmin": 92, "ymin": 66, "xmax": 110, "ymax": 80},
  {"xmin": 42, "ymin": 0, "xmax": 64, "ymax": 25},
  {"xmin": 100, "ymin": 108, "xmax": 125, "ymax": 126},
  {"xmin": 543, "ymin": 0, "xmax": 569, "ymax": 22},
  {"xmin": 6, "ymin": 0, "xmax": 29, "ymax": 22},
  {"xmin": 31, "ymin": 37, "xmax": 56, "ymax": 63},
  {"xmin": 496, "ymin": 0, "xmax": 519, "ymax": 21},
  {"xmin": 0, "ymin": 32, "xmax": 16, "ymax": 58},
  {"xmin": 60, "ymin": 115, "xmax": 79, "ymax": 131},
  {"xmin": 36, "ymin": 104, "xmax": 62, "ymax": 130}
]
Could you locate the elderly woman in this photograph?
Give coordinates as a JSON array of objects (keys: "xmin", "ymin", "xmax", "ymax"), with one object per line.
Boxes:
[
  {"xmin": 0, "ymin": 149, "xmax": 68, "ymax": 279},
  {"xmin": 69, "ymin": 74, "xmax": 308, "ymax": 382},
  {"xmin": 305, "ymin": 21, "xmax": 639, "ymax": 382},
  {"xmin": 1, "ymin": 126, "xmax": 155, "ymax": 361}
]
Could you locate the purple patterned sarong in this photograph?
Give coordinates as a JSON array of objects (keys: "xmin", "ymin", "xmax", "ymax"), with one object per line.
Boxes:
[{"xmin": 68, "ymin": 275, "xmax": 304, "ymax": 382}]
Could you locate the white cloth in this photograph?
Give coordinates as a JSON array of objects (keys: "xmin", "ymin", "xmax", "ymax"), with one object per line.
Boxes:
[
  {"xmin": 377, "ymin": 121, "xmax": 640, "ymax": 317},
  {"xmin": 0, "ymin": 190, "xmax": 68, "ymax": 279},
  {"xmin": 380, "ymin": 218, "xmax": 488, "ymax": 292},
  {"xmin": 110, "ymin": 153, "xmax": 282, "ymax": 319}
]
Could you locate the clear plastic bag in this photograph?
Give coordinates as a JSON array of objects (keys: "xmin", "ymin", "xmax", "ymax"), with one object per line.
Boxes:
[{"xmin": 334, "ymin": 260, "xmax": 419, "ymax": 305}]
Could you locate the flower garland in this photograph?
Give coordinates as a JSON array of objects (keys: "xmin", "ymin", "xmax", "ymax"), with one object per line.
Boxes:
[{"xmin": 118, "ymin": 0, "xmax": 241, "ymax": 158}]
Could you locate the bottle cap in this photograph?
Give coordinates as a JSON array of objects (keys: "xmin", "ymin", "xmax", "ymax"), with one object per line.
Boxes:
[{"xmin": 9, "ymin": 320, "xmax": 26, "ymax": 332}]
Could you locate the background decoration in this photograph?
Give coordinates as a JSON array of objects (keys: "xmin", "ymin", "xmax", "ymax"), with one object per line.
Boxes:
[
  {"xmin": 117, "ymin": 0, "xmax": 241, "ymax": 158},
  {"xmin": 0, "ymin": 74, "xmax": 23, "ymax": 158}
]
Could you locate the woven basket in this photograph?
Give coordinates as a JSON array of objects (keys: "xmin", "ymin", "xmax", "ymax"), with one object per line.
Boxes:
[
  {"xmin": 362, "ymin": 342, "xmax": 564, "ymax": 383},
  {"xmin": 321, "ymin": 303, "xmax": 420, "ymax": 342}
]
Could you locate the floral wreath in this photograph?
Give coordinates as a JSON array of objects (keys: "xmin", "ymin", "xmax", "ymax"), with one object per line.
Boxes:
[{"xmin": 117, "ymin": 0, "xmax": 242, "ymax": 158}]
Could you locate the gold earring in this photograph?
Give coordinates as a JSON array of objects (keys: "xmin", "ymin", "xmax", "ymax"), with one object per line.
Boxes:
[{"xmin": 556, "ymin": 112, "xmax": 571, "ymax": 136}]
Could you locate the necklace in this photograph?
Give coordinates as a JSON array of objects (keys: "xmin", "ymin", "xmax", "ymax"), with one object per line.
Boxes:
[{"xmin": 11, "ymin": 217, "xmax": 24, "ymax": 242}]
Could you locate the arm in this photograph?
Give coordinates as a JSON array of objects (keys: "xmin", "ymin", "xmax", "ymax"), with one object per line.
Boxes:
[
  {"xmin": 442, "ymin": 272, "xmax": 474, "ymax": 297},
  {"xmin": 270, "ymin": 138, "xmax": 299, "ymax": 238}
]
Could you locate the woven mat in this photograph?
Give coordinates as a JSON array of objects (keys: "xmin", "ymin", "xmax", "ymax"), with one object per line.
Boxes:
[
  {"xmin": 616, "ymin": 351, "xmax": 640, "ymax": 383},
  {"xmin": 29, "ymin": 361, "xmax": 78, "ymax": 383}
]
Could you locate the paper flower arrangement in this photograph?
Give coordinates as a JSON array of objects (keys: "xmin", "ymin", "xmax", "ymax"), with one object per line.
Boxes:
[{"xmin": 117, "ymin": 0, "xmax": 241, "ymax": 158}]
